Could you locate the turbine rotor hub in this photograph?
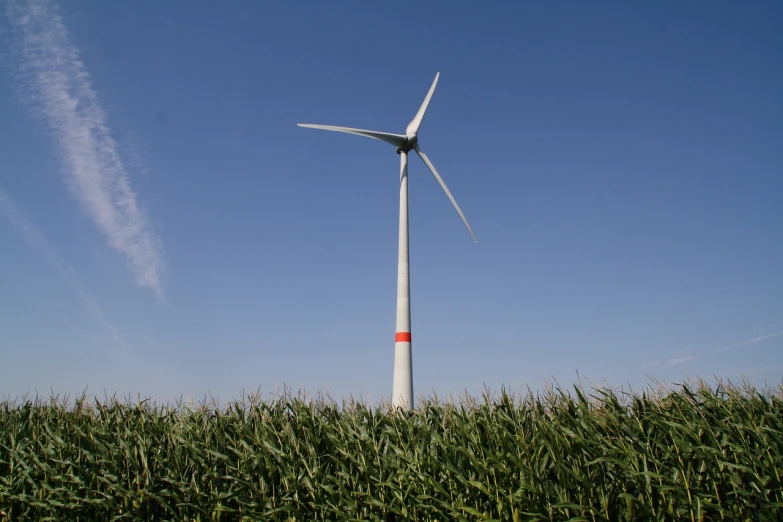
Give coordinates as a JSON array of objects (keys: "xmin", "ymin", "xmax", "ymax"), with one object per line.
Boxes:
[{"xmin": 396, "ymin": 134, "xmax": 418, "ymax": 154}]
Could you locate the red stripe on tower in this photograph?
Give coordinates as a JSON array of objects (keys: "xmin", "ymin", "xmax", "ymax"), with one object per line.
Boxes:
[{"xmin": 395, "ymin": 332, "xmax": 412, "ymax": 343}]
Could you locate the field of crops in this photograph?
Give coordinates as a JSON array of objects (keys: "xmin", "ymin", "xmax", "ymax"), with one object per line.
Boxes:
[{"xmin": 1, "ymin": 381, "xmax": 781, "ymax": 521}]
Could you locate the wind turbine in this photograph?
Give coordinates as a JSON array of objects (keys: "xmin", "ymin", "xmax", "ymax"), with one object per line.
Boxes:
[{"xmin": 297, "ymin": 72, "xmax": 476, "ymax": 410}]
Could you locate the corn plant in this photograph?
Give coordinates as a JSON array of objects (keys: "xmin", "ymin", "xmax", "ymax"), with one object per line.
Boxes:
[{"xmin": 1, "ymin": 381, "xmax": 781, "ymax": 521}]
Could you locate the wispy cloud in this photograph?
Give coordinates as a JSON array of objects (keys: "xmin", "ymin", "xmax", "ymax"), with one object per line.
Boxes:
[
  {"xmin": 713, "ymin": 329, "xmax": 783, "ymax": 355},
  {"xmin": 642, "ymin": 328, "xmax": 783, "ymax": 372},
  {"xmin": 5, "ymin": 0, "xmax": 165, "ymax": 300},
  {"xmin": 0, "ymin": 187, "xmax": 118, "ymax": 339},
  {"xmin": 749, "ymin": 330, "xmax": 783, "ymax": 344},
  {"xmin": 662, "ymin": 355, "xmax": 697, "ymax": 368},
  {"xmin": 642, "ymin": 355, "xmax": 698, "ymax": 370}
]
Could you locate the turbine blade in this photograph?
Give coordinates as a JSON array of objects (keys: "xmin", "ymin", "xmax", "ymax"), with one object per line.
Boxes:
[
  {"xmin": 405, "ymin": 72, "xmax": 440, "ymax": 136},
  {"xmin": 414, "ymin": 145, "xmax": 477, "ymax": 243},
  {"xmin": 297, "ymin": 124, "xmax": 406, "ymax": 148}
]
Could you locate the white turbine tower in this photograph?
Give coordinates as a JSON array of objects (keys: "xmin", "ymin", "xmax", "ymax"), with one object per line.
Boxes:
[{"xmin": 298, "ymin": 72, "xmax": 476, "ymax": 410}]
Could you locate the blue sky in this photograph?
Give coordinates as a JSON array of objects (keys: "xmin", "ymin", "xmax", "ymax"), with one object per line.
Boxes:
[{"xmin": 1, "ymin": 0, "xmax": 781, "ymax": 405}]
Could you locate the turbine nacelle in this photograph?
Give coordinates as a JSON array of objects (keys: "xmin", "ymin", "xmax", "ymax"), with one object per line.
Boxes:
[{"xmin": 396, "ymin": 135, "xmax": 418, "ymax": 155}]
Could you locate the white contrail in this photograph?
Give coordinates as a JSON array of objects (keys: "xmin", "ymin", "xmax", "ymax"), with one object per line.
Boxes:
[
  {"xmin": 0, "ymin": 187, "xmax": 119, "ymax": 340},
  {"xmin": 4, "ymin": 0, "xmax": 165, "ymax": 300}
]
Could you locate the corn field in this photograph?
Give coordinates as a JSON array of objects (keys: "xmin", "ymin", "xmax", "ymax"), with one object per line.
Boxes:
[{"xmin": 1, "ymin": 381, "xmax": 781, "ymax": 521}]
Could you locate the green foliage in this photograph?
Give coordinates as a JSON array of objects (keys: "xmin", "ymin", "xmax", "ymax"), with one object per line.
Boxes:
[{"xmin": 1, "ymin": 381, "xmax": 781, "ymax": 521}]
